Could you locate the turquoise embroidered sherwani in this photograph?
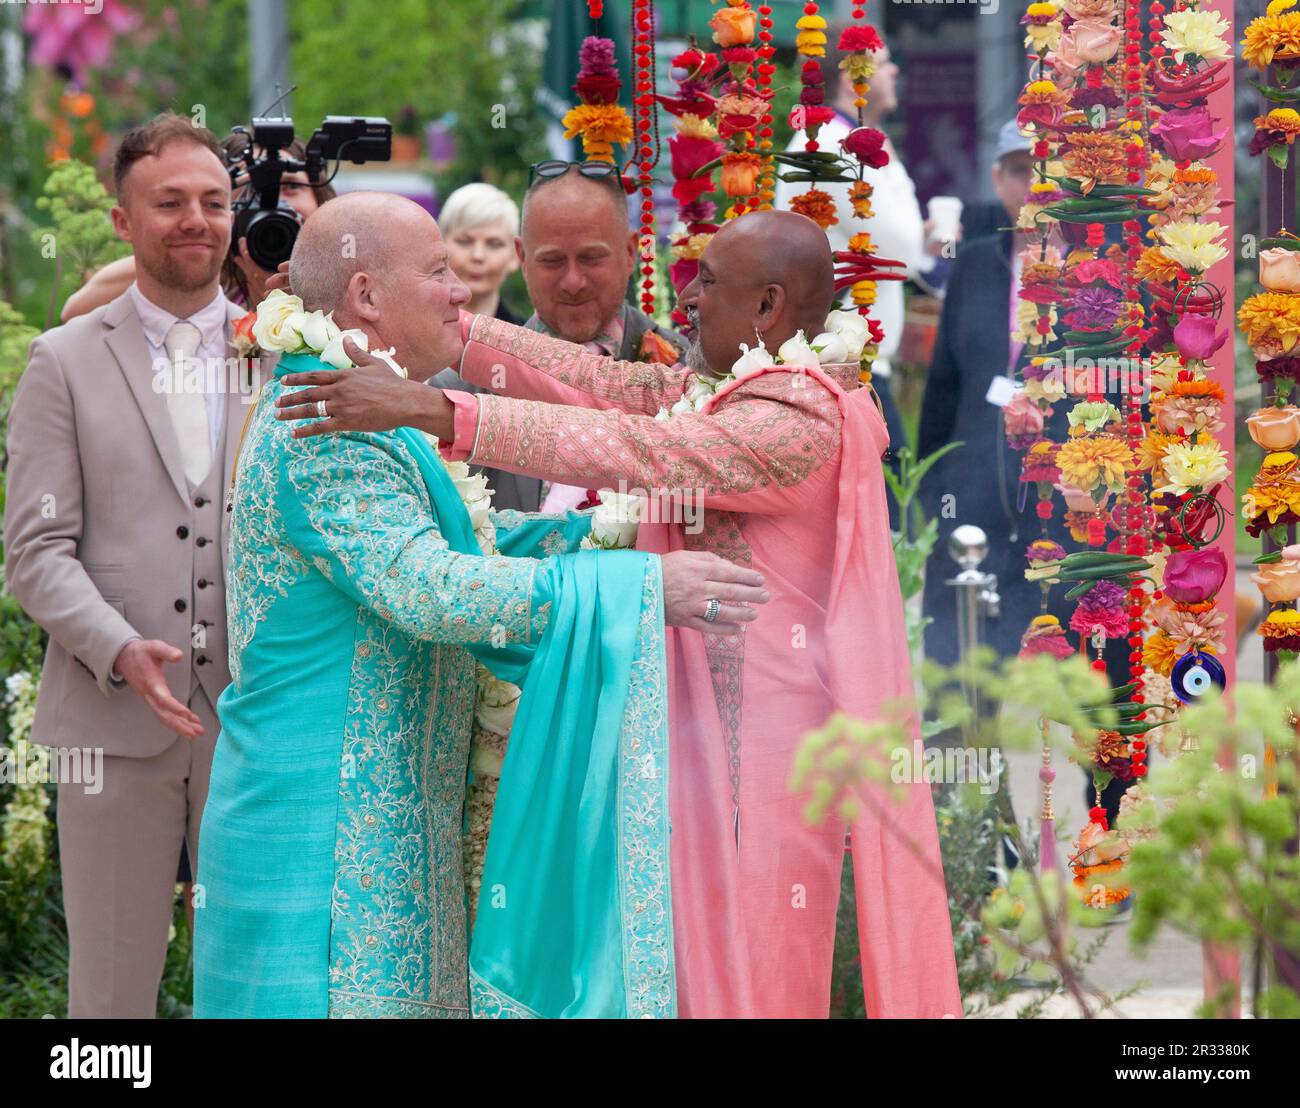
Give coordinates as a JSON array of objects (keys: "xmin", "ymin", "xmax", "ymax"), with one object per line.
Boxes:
[{"xmin": 195, "ymin": 353, "xmax": 674, "ymax": 1019}]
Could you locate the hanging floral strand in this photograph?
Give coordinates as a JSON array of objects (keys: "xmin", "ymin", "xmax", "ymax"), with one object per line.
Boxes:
[
  {"xmin": 563, "ymin": 36, "xmax": 634, "ymax": 164},
  {"xmin": 1242, "ymin": 1, "xmax": 1300, "ymax": 668},
  {"xmin": 659, "ymin": 42, "xmax": 724, "ymax": 302},
  {"xmin": 631, "ymin": 1, "xmax": 662, "ymax": 315}
]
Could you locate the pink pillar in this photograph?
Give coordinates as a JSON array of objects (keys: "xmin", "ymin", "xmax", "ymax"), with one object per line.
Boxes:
[{"xmin": 1201, "ymin": 0, "xmax": 1240, "ymax": 1017}]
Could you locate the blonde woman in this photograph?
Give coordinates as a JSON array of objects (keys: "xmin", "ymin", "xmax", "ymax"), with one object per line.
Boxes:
[{"xmin": 439, "ymin": 182, "xmax": 523, "ymax": 323}]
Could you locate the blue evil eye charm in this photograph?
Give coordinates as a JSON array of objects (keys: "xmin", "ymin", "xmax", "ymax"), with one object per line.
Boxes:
[{"xmin": 1170, "ymin": 650, "xmax": 1226, "ymax": 704}]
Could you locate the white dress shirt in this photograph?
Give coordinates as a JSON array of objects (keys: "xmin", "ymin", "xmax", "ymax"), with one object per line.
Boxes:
[
  {"xmin": 774, "ymin": 110, "xmax": 936, "ymax": 379},
  {"xmin": 128, "ymin": 282, "xmax": 230, "ymax": 457}
]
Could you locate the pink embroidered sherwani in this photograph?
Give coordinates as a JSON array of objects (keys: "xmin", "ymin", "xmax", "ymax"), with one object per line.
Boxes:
[{"xmin": 443, "ymin": 313, "xmax": 962, "ymax": 1018}]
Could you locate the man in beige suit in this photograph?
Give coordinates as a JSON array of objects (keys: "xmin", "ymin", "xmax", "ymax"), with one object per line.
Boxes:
[{"xmin": 4, "ymin": 113, "xmax": 253, "ymax": 1017}]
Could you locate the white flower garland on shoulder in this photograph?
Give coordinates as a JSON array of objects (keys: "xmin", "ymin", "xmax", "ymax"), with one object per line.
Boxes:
[
  {"xmin": 253, "ymin": 288, "xmax": 496, "ymax": 552},
  {"xmin": 655, "ymin": 309, "xmax": 872, "ymax": 420}
]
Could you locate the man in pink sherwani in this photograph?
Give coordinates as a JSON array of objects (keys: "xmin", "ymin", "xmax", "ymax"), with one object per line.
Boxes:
[{"xmin": 274, "ymin": 210, "xmax": 962, "ymax": 1018}]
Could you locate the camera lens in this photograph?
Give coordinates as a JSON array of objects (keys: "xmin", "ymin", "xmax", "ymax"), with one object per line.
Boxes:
[{"xmin": 243, "ymin": 206, "xmax": 303, "ymax": 271}]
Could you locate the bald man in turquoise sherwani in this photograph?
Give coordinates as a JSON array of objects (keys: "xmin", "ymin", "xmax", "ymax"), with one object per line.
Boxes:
[{"xmin": 194, "ymin": 193, "xmax": 765, "ymax": 1019}]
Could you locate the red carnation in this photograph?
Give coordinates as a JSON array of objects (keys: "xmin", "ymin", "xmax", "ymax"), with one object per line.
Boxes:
[
  {"xmin": 575, "ymin": 72, "xmax": 621, "ymax": 105},
  {"xmin": 838, "ymin": 25, "xmax": 883, "ymax": 53},
  {"xmin": 722, "ymin": 47, "xmax": 758, "ymax": 66},
  {"xmin": 672, "ymin": 48, "xmax": 718, "ymax": 76},
  {"xmin": 791, "ymin": 105, "xmax": 835, "ymax": 130},
  {"xmin": 842, "ymin": 127, "xmax": 889, "ymax": 168},
  {"xmin": 672, "ymin": 176, "xmax": 715, "ymax": 207}
]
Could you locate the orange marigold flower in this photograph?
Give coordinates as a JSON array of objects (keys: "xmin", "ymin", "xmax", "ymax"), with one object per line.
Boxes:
[
  {"xmin": 790, "ymin": 188, "xmax": 839, "ymax": 229},
  {"xmin": 1135, "ymin": 246, "xmax": 1181, "ymax": 285},
  {"xmin": 849, "ymin": 180, "xmax": 874, "ymax": 219},
  {"xmin": 1243, "ymin": 11, "xmax": 1300, "ymax": 71}
]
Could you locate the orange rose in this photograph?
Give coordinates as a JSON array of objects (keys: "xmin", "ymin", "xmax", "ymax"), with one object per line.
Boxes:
[
  {"xmin": 1260, "ymin": 247, "xmax": 1300, "ymax": 293},
  {"xmin": 710, "ymin": 5, "xmax": 757, "ymax": 48},
  {"xmin": 1248, "ymin": 406, "xmax": 1300, "ymax": 451},
  {"xmin": 720, "ymin": 152, "xmax": 762, "ymax": 197},
  {"xmin": 1252, "ymin": 559, "xmax": 1300, "ymax": 603}
]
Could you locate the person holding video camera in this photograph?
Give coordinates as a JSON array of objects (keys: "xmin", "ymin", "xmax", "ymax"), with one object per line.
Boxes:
[{"xmin": 59, "ymin": 131, "xmax": 337, "ymax": 322}]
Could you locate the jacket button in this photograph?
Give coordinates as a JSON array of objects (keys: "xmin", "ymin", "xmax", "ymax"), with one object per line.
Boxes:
[
  {"xmin": 174, "ymin": 599, "xmax": 187, "ymax": 612},
  {"xmin": 195, "ymin": 496, "xmax": 207, "ymax": 508},
  {"xmin": 196, "ymin": 536, "xmax": 208, "ymax": 547},
  {"xmin": 196, "ymin": 655, "xmax": 209, "ymax": 665},
  {"xmin": 198, "ymin": 579, "xmax": 209, "ymax": 589},
  {"xmin": 177, "ymin": 525, "xmax": 189, "ymax": 539}
]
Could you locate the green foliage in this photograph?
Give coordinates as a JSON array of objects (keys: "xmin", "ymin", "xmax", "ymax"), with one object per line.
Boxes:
[
  {"xmin": 1122, "ymin": 664, "xmax": 1300, "ymax": 1018},
  {"xmin": 796, "ymin": 652, "xmax": 1300, "ymax": 1016},
  {"xmin": 0, "ymin": 298, "xmax": 39, "ymax": 460},
  {"xmin": 30, "ymin": 160, "xmax": 129, "ymax": 324},
  {"xmin": 884, "ymin": 442, "xmax": 962, "ymax": 657}
]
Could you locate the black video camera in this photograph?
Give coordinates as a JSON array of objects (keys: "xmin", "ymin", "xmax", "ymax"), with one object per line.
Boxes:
[{"xmin": 226, "ymin": 115, "xmax": 393, "ymax": 271}]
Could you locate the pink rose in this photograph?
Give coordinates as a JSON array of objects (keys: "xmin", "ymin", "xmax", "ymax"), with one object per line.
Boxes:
[
  {"xmin": 1163, "ymin": 547, "xmax": 1227, "ymax": 605},
  {"xmin": 1069, "ymin": 19, "xmax": 1122, "ymax": 63},
  {"xmin": 1173, "ymin": 313, "xmax": 1228, "ymax": 362},
  {"xmin": 1151, "ymin": 106, "xmax": 1227, "ymax": 163}
]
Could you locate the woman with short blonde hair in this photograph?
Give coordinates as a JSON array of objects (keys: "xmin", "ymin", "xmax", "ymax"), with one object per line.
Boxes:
[{"xmin": 439, "ymin": 182, "xmax": 523, "ymax": 323}]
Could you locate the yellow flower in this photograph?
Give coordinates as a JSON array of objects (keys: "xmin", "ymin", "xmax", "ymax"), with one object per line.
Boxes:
[
  {"xmin": 1256, "ymin": 108, "xmax": 1300, "ymax": 142},
  {"xmin": 839, "ymin": 53, "xmax": 877, "ymax": 82},
  {"xmin": 671, "ymin": 233, "xmax": 713, "ymax": 262},
  {"xmin": 1242, "ymin": 6, "xmax": 1300, "ymax": 71},
  {"xmin": 1156, "ymin": 221, "xmax": 1228, "ymax": 273},
  {"xmin": 1133, "ymin": 246, "xmax": 1181, "ymax": 285},
  {"xmin": 1056, "ymin": 435, "xmax": 1132, "ymax": 493},
  {"xmin": 1137, "ymin": 429, "xmax": 1180, "ymax": 473},
  {"xmin": 1142, "ymin": 631, "xmax": 1178, "ymax": 677},
  {"xmin": 1238, "ymin": 291, "xmax": 1300, "ymax": 358},
  {"xmin": 1157, "ymin": 439, "xmax": 1229, "ymax": 496},
  {"xmin": 1024, "ymin": 20, "xmax": 1063, "ymax": 54},
  {"xmin": 676, "ymin": 113, "xmax": 719, "ymax": 141},
  {"xmin": 561, "ymin": 104, "xmax": 633, "ymax": 161},
  {"xmin": 1160, "ymin": 10, "xmax": 1231, "ymax": 64}
]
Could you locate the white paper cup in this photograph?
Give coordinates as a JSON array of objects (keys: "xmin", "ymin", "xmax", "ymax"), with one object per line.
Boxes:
[{"xmin": 927, "ymin": 195, "xmax": 963, "ymax": 245}]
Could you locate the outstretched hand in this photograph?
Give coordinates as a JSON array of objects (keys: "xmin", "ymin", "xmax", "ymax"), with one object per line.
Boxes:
[
  {"xmin": 660, "ymin": 550, "xmax": 769, "ymax": 637},
  {"xmin": 275, "ymin": 339, "xmax": 456, "ymax": 439}
]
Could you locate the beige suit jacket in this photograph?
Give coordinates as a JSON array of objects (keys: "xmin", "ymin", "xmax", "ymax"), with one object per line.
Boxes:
[{"xmin": 3, "ymin": 288, "xmax": 255, "ymax": 757}]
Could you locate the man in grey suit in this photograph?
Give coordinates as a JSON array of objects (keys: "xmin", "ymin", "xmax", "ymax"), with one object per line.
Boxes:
[
  {"xmin": 4, "ymin": 112, "xmax": 252, "ymax": 1016},
  {"xmin": 433, "ymin": 163, "xmax": 686, "ymax": 511}
]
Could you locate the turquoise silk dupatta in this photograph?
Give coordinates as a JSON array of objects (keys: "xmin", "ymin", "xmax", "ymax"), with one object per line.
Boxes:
[{"xmin": 396, "ymin": 425, "xmax": 676, "ymax": 1019}]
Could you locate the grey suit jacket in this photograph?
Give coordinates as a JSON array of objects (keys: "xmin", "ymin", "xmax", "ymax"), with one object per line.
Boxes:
[
  {"xmin": 3, "ymin": 289, "xmax": 252, "ymax": 756},
  {"xmin": 430, "ymin": 304, "xmax": 687, "ymax": 512}
]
